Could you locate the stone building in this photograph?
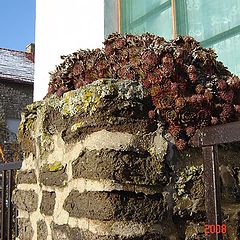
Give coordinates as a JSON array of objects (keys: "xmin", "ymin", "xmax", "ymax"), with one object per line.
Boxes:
[{"xmin": 0, "ymin": 45, "xmax": 34, "ymax": 161}]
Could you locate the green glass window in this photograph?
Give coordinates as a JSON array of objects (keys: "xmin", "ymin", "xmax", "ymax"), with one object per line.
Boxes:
[
  {"xmin": 121, "ymin": 0, "xmax": 173, "ymax": 39},
  {"xmin": 211, "ymin": 34, "xmax": 240, "ymax": 75},
  {"xmin": 183, "ymin": 0, "xmax": 240, "ymax": 41},
  {"xmin": 120, "ymin": 0, "xmax": 240, "ymax": 76},
  {"xmin": 177, "ymin": 0, "xmax": 240, "ymax": 75}
]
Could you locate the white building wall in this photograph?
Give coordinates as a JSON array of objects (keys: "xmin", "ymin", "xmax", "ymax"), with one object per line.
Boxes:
[{"xmin": 34, "ymin": 0, "xmax": 105, "ymax": 100}]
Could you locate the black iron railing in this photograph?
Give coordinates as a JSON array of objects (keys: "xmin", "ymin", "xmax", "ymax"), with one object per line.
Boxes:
[
  {"xmin": 0, "ymin": 161, "xmax": 22, "ymax": 240},
  {"xmin": 192, "ymin": 121, "xmax": 240, "ymax": 240}
]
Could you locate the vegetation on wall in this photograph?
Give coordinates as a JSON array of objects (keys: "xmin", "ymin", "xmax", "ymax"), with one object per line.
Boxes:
[{"xmin": 47, "ymin": 33, "xmax": 240, "ymax": 150}]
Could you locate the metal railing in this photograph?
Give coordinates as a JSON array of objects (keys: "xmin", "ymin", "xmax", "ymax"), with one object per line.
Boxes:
[
  {"xmin": 0, "ymin": 161, "xmax": 22, "ymax": 240},
  {"xmin": 192, "ymin": 121, "xmax": 240, "ymax": 240}
]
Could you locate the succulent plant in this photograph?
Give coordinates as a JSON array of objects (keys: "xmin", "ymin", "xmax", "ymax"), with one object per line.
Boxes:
[{"xmin": 47, "ymin": 33, "xmax": 240, "ymax": 150}]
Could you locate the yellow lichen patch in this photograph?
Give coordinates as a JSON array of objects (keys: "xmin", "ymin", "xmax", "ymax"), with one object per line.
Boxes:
[
  {"xmin": 48, "ymin": 161, "xmax": 63, "ymax": 172},
  {"xmin": 83, "ymin": 89, "xmax": 94, "ymax": 113},
  {"xmin": 63, "ymin": 91, "xmax": 74, "ymax": 102},
  {"xmin": 88, "ymin": 94, "xmax": 101, "ymax": 114},
  {"xmin": 59, "ymin": 85, "xmax": 102, "ymax": 116},
  {"xmin": 17, "ymin": 122, "xmax": 24, "ymax": 139},
  {"xmin": 82, "ymin": 87, "xmax": 102, "ymax": 114},
  {"xmin": 17, "ymin": 115, "xmax": 37, "ymax": 156},
  {"xmin": 54, "ymin": 79, "xmax": 146, "ymax": 117},
  {"xmin": 71, "ymin": 121, "xmax": 85, "ymax": 132},
  {"xmin": 148, "ymin": 146, "xmax": 155, "ymax": 156},
  {"xmin": 25, "ymin": 118, "xmax": 35, "ymax": 130}
]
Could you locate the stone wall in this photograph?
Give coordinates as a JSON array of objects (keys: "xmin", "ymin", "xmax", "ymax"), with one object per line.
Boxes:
[
  {"xmin": 0, "ymin": 80, "xmax": 33, "ymax": 161},
  {"xmin": 0, "ymin": 99, "xmax": 6, "ymax": 141},
  {"xmin": 14, "ymin": 79, "xmax": 240, "ymax": 239},
  {"xmin": 0, "ymin": 80, "xmax": 33, "ymax": 120}
]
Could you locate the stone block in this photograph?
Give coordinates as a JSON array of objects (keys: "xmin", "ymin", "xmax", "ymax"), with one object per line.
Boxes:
[
  {"xmin": 60, "ymin": 98, "xmax": 155, "ymax": 144},
  {"xmin": 13, "ymin": 189, "xmax": 38, "ymax": 212},
  {"xmin": 40, "ymin": 191, "xmax": 56, "ymax": 215},
  {"xmin": 43, "ymin": 79, "xmax": 156, "ymax": 144},
  {"xmin": 51, "ymin": 223, "xmax": 85, "ymax": 240},
  {"xmin": 72, "ymin": 149, "xmax": 166, "ymax": 185},
  {"xmin": 184, "ymin": 221, "xmax": 205, "ymax": 240},
  {"xmin": 37, "ymin": 220, "xmax": 48, "ymax": 240},
  {"xmin": 51, "ymin": 222, "xmax": 168, "ymax": 240},
  {"xmin": 17, "ymin": 170, "xmax": 37, "ymax": 184},
  {"xmin": 220, "ymin": 165, "xmax": 240, "ymax": 202},
  {"xmin": 18, "ymin": 218, "xmax": 33, "ymax": 240},
  {"xmin": 39, "ymin": 164, "xmax": 67, "ymax": 187},
  {"xmin": 63, "ymin": 190, "xmax": 165, "ymax": 222}
]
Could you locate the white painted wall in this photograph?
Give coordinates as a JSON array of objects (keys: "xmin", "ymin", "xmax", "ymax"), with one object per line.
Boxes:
[{"xmin": 34, "ymin": 0, "xmax": 105, "ymax": 100}]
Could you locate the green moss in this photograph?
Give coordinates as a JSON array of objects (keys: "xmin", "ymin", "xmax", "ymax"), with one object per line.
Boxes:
[
  {"xmin": 47, "ymin": 161, "xmax": 63, "ymax": 172},
  {"xmin": 175, "ymin": 196, "xmax": 193, "ymax": 209},
  {"xmin": 83, "ymin": 89, "xmax": 93, "ymax": 112},
  {"xmin": 17, "ymin": 110, "xmax": 37, "ymax": 157}
]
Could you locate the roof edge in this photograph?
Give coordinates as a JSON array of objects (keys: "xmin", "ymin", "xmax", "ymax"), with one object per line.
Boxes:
[
  {"xmin": 0, "ymin": 47, "xmax": 35, "ymax": 63},
  {"xmin": 0, "ymin": 77, "xmax": 34, "ymax": 85}
]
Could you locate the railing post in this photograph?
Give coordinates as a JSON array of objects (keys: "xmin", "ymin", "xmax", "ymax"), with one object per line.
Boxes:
[
  {"xmin": 7, "ymin": 170, "xmax": 13, "ymax": 240},
  {"xmin": 191, "ymin": 122, "xmax": 240, "ymax": 238},
  {"xmin": 1, "ymin": 170, "xmax": 6, "ymax": 240},
  {"xmin": 202, "ymin": 145, "xmax": 223, "ymax": 240},
  {"xmin": 0, "ymin": 161, "xmax": 22, "ymax": 240}
]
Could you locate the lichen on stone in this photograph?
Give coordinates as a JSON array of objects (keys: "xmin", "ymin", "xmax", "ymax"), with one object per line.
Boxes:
[
  {"xmin": 18, "ymin": 101, "xmax": 43, "ymax": 137},
  {"xmin": 41, "ymin": 131, "xmax": 54, "ymax": 148},
  {"xmin": 175, "ymin": 165, "xmax": 203, "ymax": 197},
  {"xmin": 70, "ymin": 121, "xmax": 85, "ymax": 132},
  {"xmin": 47, "ymin": 161, "xmax": 64, "ymax": 172},
  {"xmin": 58, "ymin": 79, "xmax": 147, "ymax": 117},
  {"xmin": 40, "ymin": 163, "xmax": 67, "ymax": 187},
  {"xmin": 18, "ymin": 111, "xmax": 38, "ymax": 157}
]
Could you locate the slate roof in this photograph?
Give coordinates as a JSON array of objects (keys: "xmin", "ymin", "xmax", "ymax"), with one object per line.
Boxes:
[{"xmin": 0, "ymin": 48, "xmax": 34, "ymax": 84}]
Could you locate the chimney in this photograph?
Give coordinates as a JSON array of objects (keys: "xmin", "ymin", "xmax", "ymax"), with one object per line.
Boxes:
[
  {"xmin": 25, "ymin": 43, "xmax": 35, "ymax": 62},
  {"xmin": 25, "ymin": 43, "xmax": 35, "ymax": 55}
]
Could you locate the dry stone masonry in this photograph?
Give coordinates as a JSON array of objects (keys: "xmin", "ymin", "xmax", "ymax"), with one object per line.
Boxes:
[{"xmin": 14, "ymin": 79, "xmax": 240, "ymax": 239}]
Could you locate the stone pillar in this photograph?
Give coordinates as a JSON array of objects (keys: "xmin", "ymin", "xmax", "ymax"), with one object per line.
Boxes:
[
  {"xmin": 14, "ymin": 79, "xmax": 177, "ymax": 240},
  {"xmin": 14, "ymin": 79, "xmax": 240, "ymax": 239}
]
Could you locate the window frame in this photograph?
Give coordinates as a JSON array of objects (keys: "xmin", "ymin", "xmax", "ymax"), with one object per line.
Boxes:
[
  {"xmin": 119, "ymin": 0, "xmax": 240, "ymax": 45},
  {"xmin": 118, "ymin": 0, "xmax": 240, "ymax": 74}
]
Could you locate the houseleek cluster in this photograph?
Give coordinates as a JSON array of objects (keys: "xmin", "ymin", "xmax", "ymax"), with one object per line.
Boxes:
[{"xmin": 47, "ymin": 33, "xmax": 240, "ymax": 150}]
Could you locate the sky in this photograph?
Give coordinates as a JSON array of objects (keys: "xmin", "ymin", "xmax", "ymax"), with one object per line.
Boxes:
[{"xmin": 0, "ymin": 0, "xmax": 36, "ymax": 51}]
